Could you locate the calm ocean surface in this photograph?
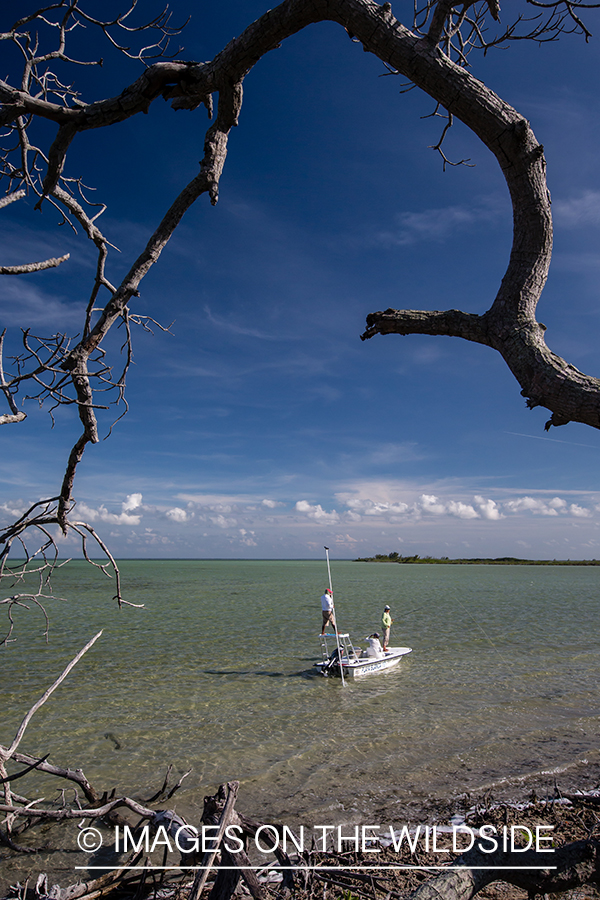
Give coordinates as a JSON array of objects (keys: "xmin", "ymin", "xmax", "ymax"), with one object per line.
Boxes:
[{"xmin": 2, "ymin": 559, "xmax": 599, "ymax": 826}]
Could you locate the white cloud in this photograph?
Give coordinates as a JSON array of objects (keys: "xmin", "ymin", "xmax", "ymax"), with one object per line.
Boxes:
[
  {"xmin": 548, "ymin": 497, "xmax": 567, "ymax": 510},
  {"xmin": 504, "ymin": 496, "xmax": 558, "ymax": 515},
  {"xmin": 418, "ymin": 495, "xmax": 479, "ymax": 519},
  {"xmin": 0, "ymin": 280, "xmax": 81, "ymax": 329},
  {"xmin": 335, "ymin": 483, "xmax": 597, "ymax": 527},
  {"xmin": 554, "ymin": 191, "xmax": 600, "ymax": 228},
  {"xmin": 474, "ymin": 496, "xmax": 502, "ymax": 520},
  {"xmin": 295, "ymin": 500, "xmax": 340, "ymax": 524},
  {"xmin": 0, "ymin": 501, "xmax": 26, "ymax": 518},
  {"xmin": 178, "ymin": 493, "xmax": 270, "ymax": 513},
  {"xmin": 447, "ymin": 500, "xmax": 479, "ymax": 520},
  {"xmin": 344, "ymin": 498, "xmax": 410, "ymax": 517},
  {"xmin": 377, "ymin": 197, "xmax": 503, "ymax": 246},
  {"xmin": 166, "ymin": 507, "xmax": 188, "ymax": 522},
  {"xmin": 123, "ymin": 493, "xmax": 143, "ymax": 511},
  {"xmin": 333, "ymin": 533, "xmax": 360, "ymax": 545},
  {"xmin": 210, "ymin": 514, "xmax": 237, "ymax": 528},
  {"xmin": 75, "ymin": 501, "xmax": 141, "ymax": 526},
  {"xmin": 569, "ymin": 503, "xmax": 592, "ymax": 518},
  {"xmin": 204, "ymin": 304, "xmax": 279, "ymax": 340},
  {"xmin": 4, "ymin": 478, "xmax": 595, "ymax": 561},
  {"xmin": 419, "ymin": 494, "xmax": 449, "ymax": 516},
  {"xmin": 239, "ymin": 528, "xmax": 258, "ymax": 546},
  {"xmin": 500, "ymin": 495, "xmax": 595, "ymax": 518}
]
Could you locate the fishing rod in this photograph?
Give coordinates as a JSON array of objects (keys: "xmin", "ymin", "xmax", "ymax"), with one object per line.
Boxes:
[
  {"xmin": 402, "ymin": 603, "xmax": 428, "ymax": 617},
  {"xmin": 324, "ymin": 546, "xmax": 346, "ymax": 685},
  {"xmin": 361, "ymin": 603, "xmax": 425, "ymax": 642}
]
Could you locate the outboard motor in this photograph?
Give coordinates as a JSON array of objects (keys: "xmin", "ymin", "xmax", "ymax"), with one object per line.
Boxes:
[{"xmin": 321, "ymin": 646, "xmax": 341, "ymax": 676}]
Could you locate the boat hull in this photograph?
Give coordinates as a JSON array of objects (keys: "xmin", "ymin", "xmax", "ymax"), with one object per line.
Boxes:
[{"xmin": 315, "ymin": 646, "xmax": 412, "ymax": 679}]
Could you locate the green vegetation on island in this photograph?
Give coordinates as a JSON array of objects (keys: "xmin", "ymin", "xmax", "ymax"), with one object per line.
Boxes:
[{"xmin": 354, "ymin": 552, "xmax": 600, "ymax": 566}]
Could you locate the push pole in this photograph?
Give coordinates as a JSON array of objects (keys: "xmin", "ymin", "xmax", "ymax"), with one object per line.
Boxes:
[{"xmin": 324, "ymin": 546, "xmax": 345, "ymax": 685}]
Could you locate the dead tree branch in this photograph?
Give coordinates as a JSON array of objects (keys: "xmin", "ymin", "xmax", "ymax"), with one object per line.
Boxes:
[
  {"xmin": 1, "ymin": 630, "xmax": 103, "ymax": 764},
  {"xmin": 409, "ymin": 839, "xmax": 600, "ymax": 900},
  {"xmin": 1, "ymin": 0, "xmax": 600, "ymax": 626}
]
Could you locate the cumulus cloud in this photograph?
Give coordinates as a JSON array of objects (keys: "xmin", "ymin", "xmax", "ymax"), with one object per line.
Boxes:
[
  {"xmin": 333, "ymin": 533, "xmax": 360, "ymax": 544},
  {"xmin": 419, "ymin": 494, "xmax": 450, "ymax": 516},
  {"xmin": 0, "ymin": 501, "xmax": 26, "ymax": 518},
  {"xmin": 337, "ymin": 489, "xmax": 488, "ymax": 521},
  {"xmin": 295, "ymin": 500, "xmax": 340, "ymax": 524},
  {"xmin": 239, "ymin": 528, "xmax": 258, "ymax": 546},
  {"xmin": 345, "ymin": 510, "xmax": 362, "ymax": 522},
  {"xmin": 447, "ymin": 500, "xmax": 479, "ymax": 520},
  {"xmin": 548, "ymin": 497, "xmax": 567, "ymax": 510},
  {"xmin": 76, "ymin": 501, "xmax": 142, "ymax": 525},
  {"xmin": 28, "ymin": 480, "xmax": 595, "ymax": 559},
  {"xmin": 501, "ymin": 495, "xmax": 593, "ymax": 518},
  {"xmin": 504, "ymin": 496, "xmax": 559, "ymax": 516},
  {"xmin": 569, "ymin": 503, "xmax": 592, "ymax": 518},
  {"xmin": 344, "ymin": 498, "xmax": 410, "ymax": 517},
  {"xmin": 334, "ymin": 483, "xmax": 597, "ymax": 527},
  {"xmin": 166, "ymin": 507, "xmax": 188, "ymax": 522},
  {"xmin": 418, "ymin": 495, "xmax": 479, "ymax": 519},
  {"xmin": 474, "ymin": 496, "xmax": 502, "ymax": 520},
  {"xmin": 123, "ymin": 493, "xmax": 143, "ymax": 511},
  {"xmin": 210, "ymin": 514, "xmax": 237, "ymax": 528}
]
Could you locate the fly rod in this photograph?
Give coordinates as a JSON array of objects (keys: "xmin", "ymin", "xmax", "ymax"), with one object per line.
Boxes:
[{"xmin": 324, "ymin": 546, "xmax": 345, "ymax": 685}]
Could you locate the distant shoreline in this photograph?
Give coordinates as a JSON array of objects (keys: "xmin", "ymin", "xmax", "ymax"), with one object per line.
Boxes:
[{"xmin": 354, "ymin": 553, "xmax": 600, "ymax": 565}]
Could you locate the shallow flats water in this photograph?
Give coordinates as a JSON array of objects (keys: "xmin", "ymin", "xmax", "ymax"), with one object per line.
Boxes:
[{"xmin": 2, "ymin": 559, "xmax": 599, "ymax": 827}]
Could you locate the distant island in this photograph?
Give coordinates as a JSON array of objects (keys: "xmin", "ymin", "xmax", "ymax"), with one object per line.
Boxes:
[{"xmin": 353, "ymin": 552, "xmax": 600, "ymax": 566}]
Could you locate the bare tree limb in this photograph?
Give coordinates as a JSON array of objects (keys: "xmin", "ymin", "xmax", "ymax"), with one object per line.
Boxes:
[
  {"xmin": 0, "ymin": 630, "xmax": 103, "ymax": 762},
  {"xmin": 0, "ymin": 253, "xmax": 70, "ymax": 274},
  {"xmin": 409, "ymin": 838, "xmax": 600, "ymax": 900}
]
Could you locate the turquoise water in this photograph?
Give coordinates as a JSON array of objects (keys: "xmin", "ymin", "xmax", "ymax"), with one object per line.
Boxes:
[{"xmin": 2, "ymin": 560, "xmax": 599, "ymax": 826}]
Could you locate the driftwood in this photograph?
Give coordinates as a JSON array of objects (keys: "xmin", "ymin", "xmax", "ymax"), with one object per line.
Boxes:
[
  {"xmin": 3, "ymin": 778, "xmax": 600, "ymax": 900},
  {"xmin": 409, "ymin": 839, "xmax": 600, "ymax": 900},
  {"xmin": 196, "ymin": 782, "xmax": 300, "ymax": 900}
]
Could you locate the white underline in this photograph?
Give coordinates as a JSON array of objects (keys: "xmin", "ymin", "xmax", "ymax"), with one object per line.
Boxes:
[{"xmin": 75, "ymin": 865, "xmax": 557, "ymax": 872}]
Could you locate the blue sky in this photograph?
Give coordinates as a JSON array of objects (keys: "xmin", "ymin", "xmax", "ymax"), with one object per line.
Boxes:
[{"xmin": 2, "ymin": 1, "xmax": 600, "ymax": 559}]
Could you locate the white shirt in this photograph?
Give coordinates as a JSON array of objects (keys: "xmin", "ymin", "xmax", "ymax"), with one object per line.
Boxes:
[
  {"xmin": 321, "ymin": 592, "xmax": 334, "ymax": 611},
  {"xmin": 365, "ymin": 636, "xmax": 383, "ymax": 658}
]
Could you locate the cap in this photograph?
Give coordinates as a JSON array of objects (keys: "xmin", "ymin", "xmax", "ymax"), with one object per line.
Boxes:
[
  {"xmin": 384, "ymin": 605, "xmax": 390, "ymax": 610},
  {"xmin": 325, "ymin": 588, "xmax": 332, "ymax": 594}
]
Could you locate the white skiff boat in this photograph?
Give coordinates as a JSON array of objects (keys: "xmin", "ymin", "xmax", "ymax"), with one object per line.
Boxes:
[
  {"xmin": 315, "ymin": 631, "xmax": 412, "ymax": 679},
  {"xmin": 317, "ymin": 547, "xmax": 412, "ymax": 680}
]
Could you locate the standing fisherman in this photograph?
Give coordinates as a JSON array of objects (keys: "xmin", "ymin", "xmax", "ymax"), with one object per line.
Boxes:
[
  {"xmin": 381, "ymin": 604, "xmax": 393, "ymax": 651},
  {"xmin": 321, "ymin": 588, "xmax": 336, "ymax": 634}
]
